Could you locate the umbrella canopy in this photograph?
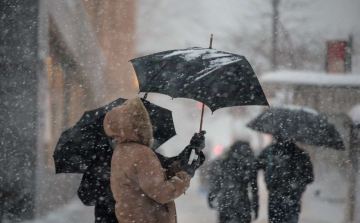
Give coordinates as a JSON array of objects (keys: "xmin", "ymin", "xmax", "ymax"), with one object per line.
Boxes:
[
  {"xmin": 131, "ymin": 47, "xmax": 269, "ymax": 112},
  {"xmin": 247, "ymin": 105, "xmax": 345, "ymax": 150},
  {"xmin": 53, "ymin": 98, "xmax": 176, "ymax": 174}
]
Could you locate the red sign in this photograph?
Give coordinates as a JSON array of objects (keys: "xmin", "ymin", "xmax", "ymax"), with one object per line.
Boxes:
[{"xmin": 327, "ymin": 41, "xmax": 346, "ymax": 73}]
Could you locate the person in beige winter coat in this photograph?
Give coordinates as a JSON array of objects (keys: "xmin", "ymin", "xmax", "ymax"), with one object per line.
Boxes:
[{"xmin": 104, "ymin": 97, "xmax": 200, "ymax": 223}]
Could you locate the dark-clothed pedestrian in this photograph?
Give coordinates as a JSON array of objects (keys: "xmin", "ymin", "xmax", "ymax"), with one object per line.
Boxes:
[
  {"xmin": 256, "ymin": 137, "xmax": 314, "ymax": 223},
  {"xmin": 208, "ymin": 141, "xmax": 259, "ymax": 223},
  {"xmin": 78, "ymin": 138, "xmax": 118, "ymax": 223},
  {"xmin": 104, "ymin": 97, "xmax": 204, "ymax": 223}
]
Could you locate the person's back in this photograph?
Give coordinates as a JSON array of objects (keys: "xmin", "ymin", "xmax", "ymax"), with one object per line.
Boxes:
[
  {"xmin": 208, "ymin": 141, "xmax": 258, "ymax": 223},
  {"xmin": 256, "ymin": 138, "xmax": 314, "ymax": 223},
  {"xmin": 257, "ymin": 139, "xmax": 314, "ymax": 193},
  {"xmin": 218, "ymin": 149, "xmax": 252, "ymax": 206}
]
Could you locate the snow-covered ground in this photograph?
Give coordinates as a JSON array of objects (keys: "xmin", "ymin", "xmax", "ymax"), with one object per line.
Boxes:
[
  {"xmin": 177, "ymin": 174, "xmax": 346, "ymax": 223},
  {"xmin": 21, "ymin": 200, "xmax": 94, "ymax": 223},
  {"xmin": 22, "ymin": 173, "xmax": 346, "ymax": 223}
]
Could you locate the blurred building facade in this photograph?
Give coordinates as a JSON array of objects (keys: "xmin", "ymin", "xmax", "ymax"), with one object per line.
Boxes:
[{"xmin": 0, "ymin": 0, "xmax": 137, "ymax": 221}]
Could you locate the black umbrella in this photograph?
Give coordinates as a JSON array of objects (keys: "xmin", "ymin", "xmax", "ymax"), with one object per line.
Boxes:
[
  {"xmin": 53, "ymin": 98, "xmax": 176, "ymax": 174},
  {"xmin": 131, "ymin": 35, "xmax": 268, "ymax": 132},
  {"xmin": 247, "ymin": 105, "xmax": 345, "ymax": 150}
]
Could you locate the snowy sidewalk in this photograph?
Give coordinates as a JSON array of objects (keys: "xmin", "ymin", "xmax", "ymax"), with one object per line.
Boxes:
[
  {"xmin": 23, "ymin": 175, "xmax": 345, "ymax": 223},
  {"xmin": 176, "ymin": 175, "xmax": 345, "ymax": 223},
  {"xmin": 22, "ymin": 200, "xmax": 94, "ymax": 223}
]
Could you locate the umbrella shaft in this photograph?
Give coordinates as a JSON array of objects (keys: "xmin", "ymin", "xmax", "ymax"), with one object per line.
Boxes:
[
  {"xmin": 198, "ymin": 34, "xmax": 212, "ymax": 133},
  {"xmin": 199, "ymin": 103, "xmax": 205, "ymax": 133}
]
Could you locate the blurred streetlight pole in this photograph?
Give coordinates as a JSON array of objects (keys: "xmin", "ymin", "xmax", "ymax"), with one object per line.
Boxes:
[{"xmin": 272, "ymin": 0, "xmax": 280, "ymax": 70}]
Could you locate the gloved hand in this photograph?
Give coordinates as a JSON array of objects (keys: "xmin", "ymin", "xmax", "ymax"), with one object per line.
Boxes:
[
  {"xmin": 178, "ymin": 146, "xmax": 205, "ymax": 166},
  {"xmin": 178, "ymin": 145, "xmax": 193, "ymax": 159},
  {"xmin": 180, "ymin": 155, "xmax": 197, "ymax": 177},
  {"xmin": 189, "ymin": 130, "xmax": 206, "ymax": 151},
  {"xmin": 178, "ymin": 131, "xmax": 206, "ymax": 168}
]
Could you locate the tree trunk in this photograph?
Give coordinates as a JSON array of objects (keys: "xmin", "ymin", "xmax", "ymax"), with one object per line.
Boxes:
[{"xmin": 272, "ymin": 0, "xmax": 280, "ymax": 70}]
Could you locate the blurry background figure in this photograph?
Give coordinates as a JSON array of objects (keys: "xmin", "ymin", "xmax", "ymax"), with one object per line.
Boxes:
[
  {"xmin": 256, "ymin": 136, "xmax": 314, "ymax": 223},
  {"xmin": 207, "ymin": 141, "xmax": 259, "ymax": 223}
]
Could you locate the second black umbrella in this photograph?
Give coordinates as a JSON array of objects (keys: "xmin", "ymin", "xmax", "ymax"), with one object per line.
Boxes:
[
  {"xmin": 53, "ymin": 98, "xmax": 176, "ymax": 174},
  {"xmin": 247, "ymin": 105, "xmax": 345, "ymax": 150}
]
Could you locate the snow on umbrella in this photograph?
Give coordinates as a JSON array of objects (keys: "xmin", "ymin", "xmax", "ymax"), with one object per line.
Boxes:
[
  {"xmin": 130, "ymin": 35, "xmax": 269, "ymax": 133},
  {"xmin": 53, "ymin": 98, "xmax": 176, "ymax": 174},
  {"xmin": 247, "ymin": 105, "xmax": 345, "ymax": 150},
  {"xmin": 131, "ymin": 47, "xmax": 268, "ymax": 111}
]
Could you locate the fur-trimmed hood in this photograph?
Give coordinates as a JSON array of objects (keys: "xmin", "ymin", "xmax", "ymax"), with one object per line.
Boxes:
[{"xmin": 103, "ymin": 97, "xmax": 154, "ymax": 148}]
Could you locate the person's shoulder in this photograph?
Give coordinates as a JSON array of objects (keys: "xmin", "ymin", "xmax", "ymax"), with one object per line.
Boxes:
[
  {"xmin": 295, "ymin": 146, "xmax": 310, "ymax": 157},
  {"xmin": 135, "ymin": 143, "xmax": 153, "ymax": 152},
  {"xmin": 133, "ymin": 144, "xmax": 158, "ymax": 160}
]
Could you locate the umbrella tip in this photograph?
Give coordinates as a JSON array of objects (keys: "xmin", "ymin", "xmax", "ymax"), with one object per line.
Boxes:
[{"xmin": 209, "ymin": 34, "xmax": 213, "ymax": 49}]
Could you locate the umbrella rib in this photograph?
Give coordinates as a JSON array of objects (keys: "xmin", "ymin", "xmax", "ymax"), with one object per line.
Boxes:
[{"xmin": 138, "ymin": 62, "xmax": 169, "ymax": 94}]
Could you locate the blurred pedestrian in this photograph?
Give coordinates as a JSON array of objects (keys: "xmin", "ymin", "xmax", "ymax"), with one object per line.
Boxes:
[
  {"xmin": 78, "ymin": 137, "xmax": 118, "ymax": 223},
  {"xmin": 104, "ymin": 97, "xmax": 205, "ymax": 223},
  {"xmin": 208, "ymin": 141, "xmax": 259, "ymax": 223},
  {"xmin": 256, "ymin": 136, "xmax": 314, "ymax": 223}
]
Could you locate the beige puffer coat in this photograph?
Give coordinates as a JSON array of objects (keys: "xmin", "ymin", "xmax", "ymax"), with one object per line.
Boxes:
[{"xmin": 104, "ymin": 97, "xmax": 191, "ymax": 223}]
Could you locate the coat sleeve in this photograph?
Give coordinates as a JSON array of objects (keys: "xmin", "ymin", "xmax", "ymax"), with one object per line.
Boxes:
[
  {"xmin": 155, "ymin": 152, "xmax": 179, "ymax": 170},
  {"xmin": 165, "ymin": 160, "xmax": 183, "ymax": 180},
  {"xmin": 301, "ymin": 151, "xmax": 314, "ymax": 185},
  {"xmin": 135, "ymin": 147, "xmax": 191, "ymax": 204},
  {"xmin": 154, "ymin": 152, "xmax": 183, "ymax": 179}
]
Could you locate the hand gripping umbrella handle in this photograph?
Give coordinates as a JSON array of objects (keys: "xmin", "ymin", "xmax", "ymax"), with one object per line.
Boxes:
[{"xmin": 188, "ymin": 149, "xmax": 199, "ymax": 165}]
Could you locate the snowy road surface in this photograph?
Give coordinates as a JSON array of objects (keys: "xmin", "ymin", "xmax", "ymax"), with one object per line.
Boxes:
[{"xmin": 23, "ymin": 174, "xmax": 345, "ymax": 223}]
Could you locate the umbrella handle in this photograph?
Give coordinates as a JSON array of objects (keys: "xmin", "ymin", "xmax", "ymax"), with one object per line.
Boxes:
[
  {"xmin": 199, "ymin": 103, "xmax": 205, "ymax": 133},
  {"xmin": 143, "ymin": 92, "xmax": 148, "ymax": 99}
]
